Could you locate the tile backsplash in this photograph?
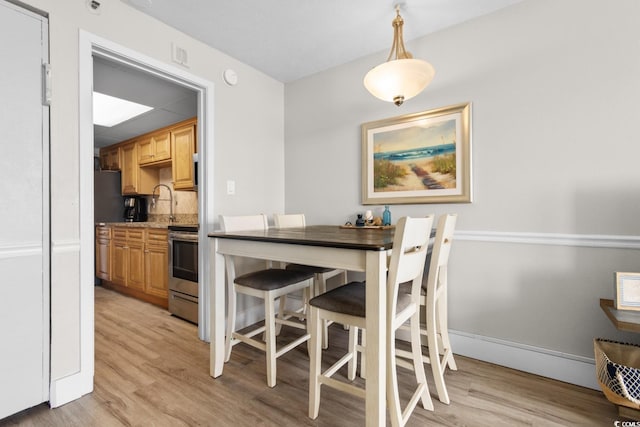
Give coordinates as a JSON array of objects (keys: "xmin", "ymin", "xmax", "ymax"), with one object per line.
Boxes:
[{"xmin": 145, "ymin": 167, "xmax": 198, "ymax": 224}]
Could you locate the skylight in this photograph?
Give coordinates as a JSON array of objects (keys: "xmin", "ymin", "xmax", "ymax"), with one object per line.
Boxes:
[{"xmin": 93, "ymin": 91, "xmax": 153, "ymax": 127}]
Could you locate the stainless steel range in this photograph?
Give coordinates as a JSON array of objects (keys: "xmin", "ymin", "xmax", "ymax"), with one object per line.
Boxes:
[{"xmin": 168, "ymin": 224, "xmax": 198, "ymax": 324}]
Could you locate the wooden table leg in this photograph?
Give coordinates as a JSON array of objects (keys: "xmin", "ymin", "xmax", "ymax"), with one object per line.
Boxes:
[
  {"xmin": 210, "ymin": 238, "xmax": 225, "ymax": 377},
  {"xmin": 365, "ymin": 250, "xmax": 387, "ymax": 427}
]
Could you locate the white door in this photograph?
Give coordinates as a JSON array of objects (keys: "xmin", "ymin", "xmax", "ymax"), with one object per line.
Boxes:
[{"xmin": 0, "ymin": 1, "xmax": 50, "ymax": 419}]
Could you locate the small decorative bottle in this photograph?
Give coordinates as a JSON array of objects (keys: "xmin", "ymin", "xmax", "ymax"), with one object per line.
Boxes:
[
  {"xmin": 355, "ymin": 214, "xmax": 365, "ymax": 227},
  {"xmin": 364, "ymin": 210, "xmax": 373, "ymax": 225},
  {"xmin": 382, "ymin": 205, "xmax": 391, "ymax": 226}
]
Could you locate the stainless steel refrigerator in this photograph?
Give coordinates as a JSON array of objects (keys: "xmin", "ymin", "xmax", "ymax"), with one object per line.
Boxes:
[
  {"xmin": 94, "ymin": 169, "xmax": 123, "ymax": 223},
  {"xmin": 94, "ymin": 168, "xmax": 122, "ymax": 284}
]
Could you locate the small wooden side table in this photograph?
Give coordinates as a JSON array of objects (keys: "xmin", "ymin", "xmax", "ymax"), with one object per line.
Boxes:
[
  {"xmin": 600, "ymin": 298, "xmax": 640, "ymax": 420},
  {"xmin": 600, "ymin": 298, "xmax": 640, "ymax": 333}
]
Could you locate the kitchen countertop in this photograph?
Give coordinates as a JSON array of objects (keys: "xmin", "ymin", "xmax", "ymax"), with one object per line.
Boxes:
[{"xmin": 96, "ymin": 222, "xmax": 170, "ymax": 229}]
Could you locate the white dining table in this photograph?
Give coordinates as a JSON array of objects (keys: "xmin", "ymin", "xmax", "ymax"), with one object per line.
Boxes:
[{"xmin": 208, "ymin": 225, "xmax": 395, "ymax": 427}]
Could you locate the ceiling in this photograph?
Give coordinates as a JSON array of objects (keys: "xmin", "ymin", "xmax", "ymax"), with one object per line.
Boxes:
[
  {"xmin": 93, "ymin": 56, "xmax": 197, "ymax": 149},
  {"xmin": 94, "ymin": 0, "xmax": 523, "ymax": 148},
  {"xmin": 121, "ymin": 0, "xmax": 523, "ymax": 82}
]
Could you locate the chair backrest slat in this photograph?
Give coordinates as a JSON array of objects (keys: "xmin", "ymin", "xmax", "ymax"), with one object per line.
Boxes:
[
  {"xmin": 273, "ymin": 213, "xmax": 306, "ymax": 228},
  {"xmin": 388, "ymin": 216, "xmax": 434, "ymax": 313},
  {"xmin": 425, "ymin": 214, "xmax": 457, "ymax": 295},
  {"xmin": 220, "ymin": 214, "xmax": 269, "ymax": 232}
]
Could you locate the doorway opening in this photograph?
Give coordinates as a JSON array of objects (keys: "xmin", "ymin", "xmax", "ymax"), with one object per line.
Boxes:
[{"xmin": 79, "ymin": 31, "xmax": 214, "ymax": 395}]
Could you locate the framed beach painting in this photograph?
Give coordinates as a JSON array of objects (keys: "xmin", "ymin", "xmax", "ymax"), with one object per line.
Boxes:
[{"xmin": 361, "ymin": 102, "xmax": 472, "ymax": 205}]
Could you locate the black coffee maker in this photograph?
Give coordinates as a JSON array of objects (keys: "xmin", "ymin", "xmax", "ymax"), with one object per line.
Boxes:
[{"xmin": 123, "ymin": 197, "xmax": 148, "ymax": 222}]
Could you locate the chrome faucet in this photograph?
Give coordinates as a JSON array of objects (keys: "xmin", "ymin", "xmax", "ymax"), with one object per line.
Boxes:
[{"xmin": 152, "ymin": 184, "xmax": 175, "ymax": 223}]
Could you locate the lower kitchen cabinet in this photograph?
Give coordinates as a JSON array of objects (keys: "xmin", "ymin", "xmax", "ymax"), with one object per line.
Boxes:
[
  {"xmin": 145, "ymin": 229, "xmax": 169, "ymax": 299},
  {"xmin": 111, "ymin": 235, "xmax": 127, "ymax": 285},
  {"xmin": 97, "ymin": 226, "xmax": 169, "ymax": 308},
  {"xmin": 127, "ymin": 236, "xmax": 146, "ymax": 292},
  {"xmin": 95, "ymin": 226, "xmax": 111, "ymax": 281}
]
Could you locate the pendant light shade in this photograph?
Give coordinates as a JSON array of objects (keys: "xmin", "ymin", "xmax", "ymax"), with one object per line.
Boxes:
[
  {"xmin": 364, "ymin": 6, "xmax": 435, "ymax": 106},
  {"xmin": 364, "ymin": 58, "xmax": 434, "ymax": 106}
]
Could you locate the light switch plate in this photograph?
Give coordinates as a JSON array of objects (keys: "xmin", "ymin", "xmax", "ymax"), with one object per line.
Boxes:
[{"xmin": 226, "ymin": 180, "xmax": 235, "ymax": 195}]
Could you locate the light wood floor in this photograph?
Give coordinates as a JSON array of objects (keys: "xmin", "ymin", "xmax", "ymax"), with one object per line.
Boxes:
[{"xmin": 1, "ymin": 286, "xmax": 619, "ymax": 426}]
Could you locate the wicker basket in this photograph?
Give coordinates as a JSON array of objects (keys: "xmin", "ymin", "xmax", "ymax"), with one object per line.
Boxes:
[{"xmin": 595, "ymin": 338, "xmax": 640, "ymax": 409}]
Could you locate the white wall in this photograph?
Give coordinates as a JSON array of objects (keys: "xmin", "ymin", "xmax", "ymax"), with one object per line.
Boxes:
[
  {"xmin": 18, "ymin": 0, "xmax": 640, "ymax": 405},
  {"xmin": 21, "ymin": 0, "xmax": 285, "ymax": 404},
  {"xmin": 285, "ymin": 0, "xmax": 640, "ymax": 387}
]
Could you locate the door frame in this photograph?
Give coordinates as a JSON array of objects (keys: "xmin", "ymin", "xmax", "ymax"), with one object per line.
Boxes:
[{"xmin": 68, "ymin": 31, "xmax": 214, "ymax": 405}]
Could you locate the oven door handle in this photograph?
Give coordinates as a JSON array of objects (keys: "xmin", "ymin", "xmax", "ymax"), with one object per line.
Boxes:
[{"xmin": 168, "ymin": 232, "xmax": 199, "ymax": 242}]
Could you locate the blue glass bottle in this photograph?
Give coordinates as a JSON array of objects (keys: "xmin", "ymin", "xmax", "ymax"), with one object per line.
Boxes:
[{"xmin": 382, "ymin": 205, "xmax": 391, "ymax": 226}]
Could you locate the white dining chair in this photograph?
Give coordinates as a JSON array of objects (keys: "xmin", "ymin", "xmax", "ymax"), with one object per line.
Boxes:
[
  {"xmin": 398, "ymin": 213, "xmax": 458, "ymax": 404},
  {"xmin": 273, "ymin": 213, "xmax": 348, "ymax": 349},
  {"xmin": 308, "ymin": 216, "xmax": 435, "ymax": 426},
  {"xmin": 220, "ymin": 214, "xmax": 315, "ymax": 388}
]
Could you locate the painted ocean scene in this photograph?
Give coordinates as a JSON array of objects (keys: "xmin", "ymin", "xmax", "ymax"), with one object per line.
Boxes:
[{"xmin": 372, "ymin": 118, "xmax": 457, "ymax": 192}]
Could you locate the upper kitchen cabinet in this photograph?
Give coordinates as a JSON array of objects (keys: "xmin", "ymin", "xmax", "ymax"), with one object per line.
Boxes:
[
  {"xmin": 99, "ymin": 146, "xmax": 120, "ymax": 171},
  {"xmin": 171, "ymin": 120, "xmax": 197, "ymax": 191},
  {"xmin": 138, "ymin": 130, "xmax": 171, "ymax": 166},
  {"xmin": 101, "ymin": 117, "xmax": 197, "ymax": 194},
  {"xmin": 121, "ymin": 141, "xmax": 159, "ymax": 195}
]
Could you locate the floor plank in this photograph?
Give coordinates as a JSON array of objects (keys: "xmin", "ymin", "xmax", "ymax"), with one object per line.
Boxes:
[{"xmin": 0, "ymin": 286, "xmax": 619, "ymax": 426}]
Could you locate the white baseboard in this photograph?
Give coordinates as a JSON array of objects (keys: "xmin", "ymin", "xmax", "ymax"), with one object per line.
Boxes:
[
  {"xmin": 49, "ymin": 370, "xmax": 93, "ymax": 408},
  {"xmin": 236, "ymin": 302, "xmax": 600, "ymax": 391},
  {"xmin": 449, "ymin": 330, "xmax": 598, "ymax": 390}
]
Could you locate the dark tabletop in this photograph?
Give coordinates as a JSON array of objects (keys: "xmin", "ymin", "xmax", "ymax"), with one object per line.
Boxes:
[{"xmin": 208, "ymin": 225, "xmax": 395, "ymax": 251}]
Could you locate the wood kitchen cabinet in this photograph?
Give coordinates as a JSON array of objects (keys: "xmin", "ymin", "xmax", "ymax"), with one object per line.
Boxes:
[
  {"xmin": 95, "ymin": 226, "xmax": 111, "ymax": 280},
  {"xmin": 120, "ymin": 142, "xmax": 137, "ymax": 194},
  {"xmin": 111, "ymin": 227, "xmax": 144, "ymax": 290},
  {"xmin": 100, "ymin": 226, "xmax": 168, "ymax": 308},
  {"xmin": 120, "ymin": 141, "xmax": 159, "ymax": 195},
  {"xmin": 99, "ymin": 146, "xmax": 120, "ymax": 170},
  {"xmin": 145, "ymin": 229, "xmax": 169, "ymax": 299},
  {"xmin": 111, "ymin": 228, "xmax": 127, "ymax": 285},
  {"xmin": 125, "ymin": 228, "xmax": 146, "ymax": 292},
  {"xmin": 138, "ymin": 131, "xmax": 171, "ymax": 166},
  {"xmin": 171, "ymin": 121, "xmax": 197, "ymax": 191},
  {"xmin": 100, "ymin": 117, "xmax": 196, "ymax": 194}
]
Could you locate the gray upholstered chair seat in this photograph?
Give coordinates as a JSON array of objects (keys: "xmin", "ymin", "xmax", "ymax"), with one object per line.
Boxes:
[
  {"xmin": 221, "ymin": 213, "xmax": 316, "ymax": 388},
  {"xmin": 235, "ymin": 268, "xmax": 314, "ymax": 291},
  {"xmin": 286, "ymin": 264, "xmax": 335, "ymax": 274},
  {"xmin": 309, "ymin": 281, "xmax": 412, "ymax": 318}
]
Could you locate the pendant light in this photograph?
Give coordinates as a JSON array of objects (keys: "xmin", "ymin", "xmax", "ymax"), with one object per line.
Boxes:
[{"xmin": 364, "ymin": 5, "xmax": 435, "ymax": 106}]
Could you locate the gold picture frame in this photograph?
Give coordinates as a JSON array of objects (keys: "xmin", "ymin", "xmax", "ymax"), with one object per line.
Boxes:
[
  {"xmin": 615, "ymin": 272, "xmax": 640, "ymax": 311},
  {"xmin": 361, "ymin": 102, "xmax": 472, "ymax": 205}
]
